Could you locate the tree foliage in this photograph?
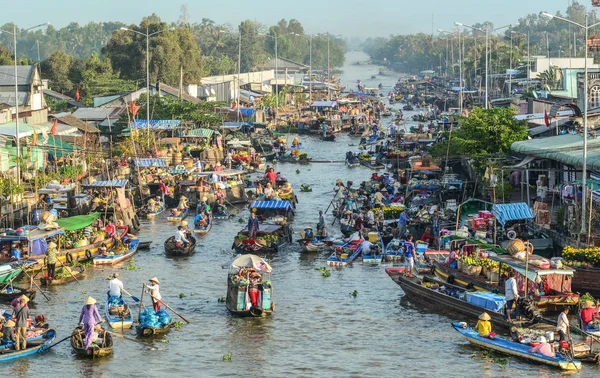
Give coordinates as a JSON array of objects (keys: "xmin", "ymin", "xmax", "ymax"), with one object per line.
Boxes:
[
  {"xmin": 132, "ymin": 95, "xmax": 226, "ymax": 126},
  {"xmin": 429, "ymin": 107, "xmax": 528, "ymax": 173}
]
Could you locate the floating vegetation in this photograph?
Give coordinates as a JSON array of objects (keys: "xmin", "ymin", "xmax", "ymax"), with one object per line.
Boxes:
[
  {"xmin": 124, "ymin": 258, "xmax": 139, "ymax": 271},
  {"xmin": 217, "ymin": 297, "xmax": 226, "ymax": 303},
  {"xmin": 172, "ymin": 321, "xmax": 185, "ymax": 331},
  {"xmin": 350, "ymin": 290, "xmax": 358, "ymax": 297},
  {"xmin": 315, "ymin": 267, "xmax": 331, "ymax": 277},
  {"xmin": 179, "ymin": 293, "xmax": 187, "ymax": 298},
  {"xmin": 222, "ymin": 352, "xmax": 232, "ymax": 361}
]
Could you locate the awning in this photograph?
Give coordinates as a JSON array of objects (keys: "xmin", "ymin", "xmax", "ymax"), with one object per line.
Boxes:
[
  {"xmin": 311, "ymin": 101, "xmax": 337, "ymax": 107},
  {"xmin": 129, "ymin": 120, "xmax": 181, "ymax": 129},
  {"xmin": 502, "ymin": 155, "xmax": 538, "ymax": 169},
  {"xmin": 135, "ymin": 158, "xmax": 167, "ymax": 167},
  {"xmin": 250, "ymin": 200, "xmax": 293, "ymax": 210},
  {"xmin": 56, "ymin": 212, "xmax": 102, "ymax": 231},
  {"xmin": 83, "ymin": 179, "xmax": 129, "ymax": 188},
  {"xmin": 242, "ymin": 224, "xmax": 282, "ymax": 233},
  {"xmin": 187, "ymin": 128, "xmax": 220, "ymax": 138},
  {"xmin": 491, "ymin": 202, "xmax": 535, "ymax": 226},
  {"xmin": 511, "ymin": 134, "xmax": 600, "ymax": 170}
]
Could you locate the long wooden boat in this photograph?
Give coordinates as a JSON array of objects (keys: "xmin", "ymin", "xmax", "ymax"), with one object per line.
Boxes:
[
  {"xmin": 345, "ymin": 158, "xmax": 360, "ymax": 168},
  {"xmin": 212, "ymin": 205, "xmax": 230, "ymax": 220},
  {"xmin": 452, "ymin": 321, "xmax": 582, "ymax": 371},
  {"xmin": 225, "ymin": 254, "xmax": 274, "ymax": 317},
  {"xmin": 193, "ymin": 214, "xmax": 213, "ymax": 235},
  {"xmin": 360, "ymin": 160, "xmax": 385, "ymax": 170},
  {"xmin": 567, "ymin": 265, "xmax": 600, "ymax": 295},
  {"xmin": 164, "ymin": 235, "xmax": 197, "ymax": 256},
  {"xmin": 105, "ymin": 296, "xmax": 133, "ymax": 330},
  {"xmin": 71, "ymin": 327, "xmax": 113, "ymax": 358},
  {"xmin": 143, "ymin": 202, "xmax": 165, "ymax": 219},
  {"xmin": 138, "ymin": 241, "xmax": 151, "ymax": 250},
  {"xmin": 0, "ymin": 329, "xmax": 55, "ymax": 362},
  {"xmin": 93, "ymin": 238, "xmax": 140, "ymax": 266},
  {"xmin": 385, "ymin": 268, "xmax": 537, "ymax": 331},
  {"xmin": 0, "ymin": 260, "xmax": 36, "ymax": 285},
  {"xmin": 0, "ymin": 284, "xmax": 37, "ymax": 303},
  {"xmin": 362, "ymin": 234, "xmax": 384, "ymax": 264},
  {"xmin": 233, "ymin": 224, "xmax": 292, "ymax": 254},
  {"xmin": 432, "ymin": 260, "xmax": 580, "ymax": 312},
  {"xmin": 327, "ymin": 239, "xmax": 363, "ymax": 267},
  {"xmin": 167, "ymin": 207, "xmax": 189, "ymax": 222},
  {"xmin": 40, "ymin": 265, "xmax": 85, "ymax": 286}
]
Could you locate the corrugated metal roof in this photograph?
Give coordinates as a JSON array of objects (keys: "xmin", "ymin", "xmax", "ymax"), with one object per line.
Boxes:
[
  {"xmin": 250, "ymin": 200, "xmax": 292, "ymax": 210},
  {"xmin": 56, "ymin": 114, "xmax": 100, "ymax": 133},
  {"xmin": 187, "ymin": 128, "xmax": 218, "ymax": 138},
  {"xmin": 0, "ymin": 91, "xmax": 28, "ymax": 107},
  {"xmin": 73, "ymin": 107, "xmax": 122, "ymax": 121},
  {"xmin": 511, "ymin": 134, "xmax": 600, "ymax": 170},
  {"xmin": 83, "ymin": 179, "xmax": 128, "ymax": 188},
  {"xmin": 135, "ymin": 158, "xmax": 167, "ymax": 167},
  {"xmin": 0, "ymin": 66, "xmax": 33, "ymax": 86},
  {"xmin": 129, "ymin": 120, "xmax": 180, "ymax": 129},
  {"xmin": 492, "ymin": 203, "xmax": 535, "ymax": 226}
]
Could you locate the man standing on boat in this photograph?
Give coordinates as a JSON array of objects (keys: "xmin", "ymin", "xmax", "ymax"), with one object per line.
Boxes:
[
  {"xmin": 45, "ymin": 242, "xmax": 58, "ymax": 279},
  {"xmin": 108, "ymin": 273, "xmax": 124, "ymax": 298},
  {"xmin": 13, "ymin": 295, "xmax": 30, "ymax": 350},
  {"xmin": 504, "ymin": 271, "xmax": 519, "ymax": 322},
  {"xmin": 247, "ymin": 211, "xmax": 259, "ymax": 241},
  {"xmin": 397, "ymin": 209, "xmax": 410, "ymax": 238},
  {"xmin": 316, "ymin": 210, "xmax": 327, "ymax": 239}
]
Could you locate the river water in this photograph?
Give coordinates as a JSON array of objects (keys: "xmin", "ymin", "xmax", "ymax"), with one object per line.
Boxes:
[{"xmin": 6, "ymin": 51, "xmax": 598, "ymax": 377}]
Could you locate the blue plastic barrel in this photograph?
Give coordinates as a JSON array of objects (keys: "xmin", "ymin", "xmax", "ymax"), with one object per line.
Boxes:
[{"xmin": 32, "ymin": 209, "xmax": 41, "ymax": 225}]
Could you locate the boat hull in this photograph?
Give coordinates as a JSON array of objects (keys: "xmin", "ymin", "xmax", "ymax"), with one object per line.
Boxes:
[
  {"xmin": 40, "ymin": 265, "xmax": 86, "ymax": 286},
  {"xmin": 167, "ymin": 208, "xmax": 189, "ymax": 222},
  {"xmin": 93, "ymin": 239, "xmax": 139, "ymax": 265},
  {"xmin": 71, "ymin": 327, "xmax": 113, "ymax": 358},
  {"xmin": 105, "ymin": 297, "xmax": 133, "ymax": 330},
  {"xmin": 164, "ymin": 235, "xmax": 197, "ymax": 256},
  {"xmin": 0, "ymin": 329, "xmax": 55, "ymax": 362}
]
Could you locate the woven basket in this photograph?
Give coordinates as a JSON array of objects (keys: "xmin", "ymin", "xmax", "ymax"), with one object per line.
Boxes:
[{"xmin": 466, "ymin": 265, "xmax": 482, "ymax": 276}]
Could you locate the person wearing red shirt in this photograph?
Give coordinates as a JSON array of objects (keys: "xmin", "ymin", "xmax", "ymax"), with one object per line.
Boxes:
[
  {"xmin": 266, "ymin": 169, "xmax": 277, "ymax": 186},
  {"xmin": 581, "ymin": 303, "xmax": 599, "ymax": 331}
]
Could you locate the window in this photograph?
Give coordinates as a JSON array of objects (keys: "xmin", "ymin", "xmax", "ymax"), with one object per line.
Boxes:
[{"xmin": 590, "ymin": 85, "xmax": 600, "ymax": 109}]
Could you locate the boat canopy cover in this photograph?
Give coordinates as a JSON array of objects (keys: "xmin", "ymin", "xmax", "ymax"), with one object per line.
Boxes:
[
  {"xmin": 491, "ymin": 203, "xmax": 535, "ymax": 226},
  {"xmin": 0, "ymin": 227, "xmax": 64, "ymax": 242},
  {"xmin": 311, "ymin": 101, "xmax": 337, "ymax": 107},
  {"xmin": 135, "ymin": 158, "xmax": 167, "ymax": 167},
  {"xmin": 223, "ymin": 254, "xmax": 272, "ymax": 272},
  {"xmin": 241, "ymin": 224, "xmax": 282, "ymax": 233},
  {"xmin": 83, "ymin": 179, "xmax": 129, "ymax": 188},
  {"xmin": 250, "ymin": 200, "xmax": 293, "ymax": 210},
  {"xmin": 56, "ymin": 212, "xmax": 101, "ymax": 231},
  {"xmin": 186, "ymin": 128, "xmax": 220, "ymax": 138}
]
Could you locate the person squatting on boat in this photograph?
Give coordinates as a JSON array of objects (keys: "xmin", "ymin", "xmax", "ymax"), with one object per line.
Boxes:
[{"xmin": 174, "ymin": 226, "xmax": 190, "ymax": 247}]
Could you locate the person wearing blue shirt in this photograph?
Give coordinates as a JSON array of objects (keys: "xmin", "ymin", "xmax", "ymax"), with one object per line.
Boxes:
[
  {"xmin": 247, "ymin": 212, "xmax": 260, "ymax": 240},
  {"xmin": 321, "ymin": 123, "xmax": 327, "ymax": 137},
  {"xmin": 194, "ymin": 212, "xmax": 205, "ymax": 228},
  {"xmin": 397, "ymin": 209, "xmax": 410, "ymax": 238},
  {"xmin": 403, "ymin": 235, "xmax": 416, "ymax": 278},
  {"xmin": 10, "ymin": 244, "xmax": 21, "ymax": 260}
]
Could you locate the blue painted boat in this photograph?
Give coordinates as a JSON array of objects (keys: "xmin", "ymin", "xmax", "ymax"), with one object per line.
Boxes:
[
  {"xmin": 362, "ymin": 234, "xmax": 384, "ymax": 264},
  {"xmin": 212, "ymin": 204, "xmax": 230, "ymax": 220},
  {"xmin": 0, "ymin": 329, "xmax": 55, "ymax": 362},
  {"xmin": 452, "ymin": 321, "xmax": 582, "ymax": 371},
  {"xmin": 144, "ymin": 202, "xmax": 165, "ymax": 218},
  {"xmin": 327, "ymin": 239, "xmax": 363, "ymax": 267},
  {"xmin": 194, "ymin": 214, "xmax": 213, "ymax": 235},
  {"xmin": 384, "ymin": 238, "xmax": 404, "ymax": 261},
  {"xmin": 167, "ymin": 207, "xmax": 189, "ymax": 222},
  {"xmin": 105, "ymin": 296, "xmax": 133, "ymax": 330},
  {"xmin": 93, "ymin": 238, "xmax": 139, "ymax": 266}
]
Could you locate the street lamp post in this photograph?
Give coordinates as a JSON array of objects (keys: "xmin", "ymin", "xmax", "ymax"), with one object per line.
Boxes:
[
  {"xmin": 0, "ymin": 23, "xmax": 48, "ymax": 183},
  {"xmin": 542, "ymin": 12, "xmax": 600, "ymax": 234},
  {"xmin": 438, "ymin": 29, "xmax": 462, "ymax": 113},
  {"xmin": 219, "ymin": 30, "xmax": 242, "ymax": 122},
  {"xmin": 455, "ymin": 22, "xmax": 510, "ymax": 109},
  {"xmin": 509, "ymin": 31, "xmax": 516, "ymax": 96},
  {"xmin": 120, "ymin": 26, "xmax": 173, "ymax": 145}
]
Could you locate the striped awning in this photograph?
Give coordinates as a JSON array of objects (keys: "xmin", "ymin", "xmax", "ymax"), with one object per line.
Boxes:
[
  {"xmin": 491, "ymin": 202, "xmax": 535, "ymax": 226},
  {"xmin": 83, "ymin": 179, "xmax": 129, "ymax": 188},
  {"xmin": 170, "ymin": 168, "xmax": 189, "ymax": 175},
  {"xmin": 135, "ymin": 158, "xmax": 167, "ymax": 167},
  {"xmin": 250, "ymin": 200, "xmax": 292, "ymax": 210},
  {"xmin": 129, "ymin": 120, "xmax": 181, "ymax": 129},
  {"xmin": 187, "ymin": 128, "xmax": 220, "ymax": 138}
]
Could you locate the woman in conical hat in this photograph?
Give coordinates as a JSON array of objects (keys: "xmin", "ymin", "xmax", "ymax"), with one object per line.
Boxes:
[{"xmin": 79, "ymin": 296, "xmax": 104, "ymax": 350}]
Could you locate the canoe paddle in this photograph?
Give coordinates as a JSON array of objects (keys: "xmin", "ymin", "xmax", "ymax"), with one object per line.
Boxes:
[
  {"xmin": 122, "ymin": 288, "xmax": 140, "ymax": 303},
  {"xmin": 42, "ymin": 334, "xmax": 72, "ymax": 352},
  {"xmin": 143, "ymin": 284, "xmax": 190, "ymax": 324},
  {"xmin": 19, "ymin": 266, "xmax": 50, "ymax": 301},
  {"xmin": 104, "ymin": 330, "xmax": 158, "ymax": 350},
  {"xmin": 56, "ymin": 257, "xmax": 81, "ymax": 284}
]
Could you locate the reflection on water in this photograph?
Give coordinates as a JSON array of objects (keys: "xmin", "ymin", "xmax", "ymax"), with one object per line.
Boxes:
[{"xmin": 3, "ymin": 51, "xmax": 598, "ymax": 377}]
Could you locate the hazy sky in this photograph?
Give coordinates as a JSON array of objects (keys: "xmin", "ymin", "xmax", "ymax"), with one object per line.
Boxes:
[{"xmin": 10, "ymin": 0, "xmax": 582, "ymax": 38}]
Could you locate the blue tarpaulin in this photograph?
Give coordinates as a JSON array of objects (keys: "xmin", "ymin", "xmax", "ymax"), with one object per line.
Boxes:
[
  {"xmin": 250, "ymin": 200, "xmax": 293, "ymax": 210},
  {"xmin": 129, "ymin": 120, "xmax": 181, "ymax": 129},
  {"xmin": 239, "ymin": 108, "xmax": 255, "ymax": 117},
  {"xmin": 311, "ymin": 101, "xmax": 337, "ymax": 107},
  {"xmin": 466, "ymin": 291, "xmax": 506, "ymax": 312},
  {"xmin": 135, "ymin": 158, "xmax": 167, "ymax": 167},
  {"xmin": 491, "ymin": 202, "xmax": 535, "ymax": 226}
]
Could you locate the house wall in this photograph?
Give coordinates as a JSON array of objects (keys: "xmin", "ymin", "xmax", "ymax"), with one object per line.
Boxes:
[{"xmin": 530, "ymin": 57, "xmax": 594, "ymax": 79}]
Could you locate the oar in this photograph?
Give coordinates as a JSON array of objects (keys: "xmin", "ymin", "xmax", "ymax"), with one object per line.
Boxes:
[
  {"xmin": 56, "ymin": 257, "xmax": 81, "ymax": 284},
  {"xmin": 42, "ymin": 334, "xmax": 72, "ymax": 352},
  {"xmin": 104, "ymin": 329, "xmax": 158, "ymax": 350},
  {"xmin": 19, "ymin": 266, "xmax": 50, "ymax": 301},
  {"xmin": 122, "ymin": 288, "xmax": 140, "ymax": 303},
  {"xmin": 143, "ymin": 284, "xmax": 190, "ymax": 324}
]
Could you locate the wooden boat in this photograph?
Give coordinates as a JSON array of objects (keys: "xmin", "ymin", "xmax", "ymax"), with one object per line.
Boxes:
[
  {"xmin": 40, "ymin": 265, "xmax": 85, "ymax": 286},
  {"xmin": 327, "ymin": 239, "xmax": 363, "ymax": 267},
  {"xmin": 212, "ymin": 204, "xmax": 230, "ymax": 220},
  {"xmin": 136, "ymin": 307, "xmax": 172, "ymax": 337},
  {"xmin": 225, "ymin": 254, "xmax": 274, "ymax": 317},
  {"xmin": 233, "ymin": 223, "xmax": 292, "ymax": 254},
  {"xmin": 0, "ymin": 261, "xmax": 34, "ymax": 284},
  {"xmin": 320, "ymin": 134, "xmax": 336, "ymax": 141},
  {"xmin": 432, "ymin": 257, "xmax": 580, "ymax": 313},
  {"xmin": 452, "ymin": 321, "xmax": 582, "ymax": 371},
  {"xmin": 362, "ymin": 234, "xmax": 384, "ymax": 264},
  {"xmin": 105, "ymin": 296, "xmax": 133, "ymax": 330},
  {"xmin": 568, "ymin": 265, "xmax": 600, "ymax": 295},
  {"xmin": 384, "ymin": 239, "xmax": 404, "ymax": 262},
  {"xmin": 71, "ymin": 326, "xmax": 113, "ymax": 358},
  {"xmin": 0, "ymin": 329, "xmax": 55, "ymax": 362},
  {"xmin": 93, "ymin": 238, "xmax": 140, "ymax": 266},
  {"xmin": 360, "ymin": 160, "xmax": 385, "ymax": 170},
  {"xmin": 143, "ymin": 201, "xmax": 165, "ymax": 218},
  {"xmin": 0, "ymin": 284, "xmax": 37, "ymax": 303},
  {"xmin": 194, "ymin": 214, "xmax": 213, "ymax": 235},
  {"xmin": 164, "ymin": 235, "xmax": 197, "ymax": 256},
  {"xmin": 385, "ymin": 268, "xmax": 537, "ymax": 331},
  {"xmin": 167, "ymin": 207, "xmax": 189, "ymax": 222}
]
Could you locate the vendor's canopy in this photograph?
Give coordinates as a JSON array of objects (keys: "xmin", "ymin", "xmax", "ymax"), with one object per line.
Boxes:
[
  {"xmin": 242, "ymin": 224, "xmax": 282, "ymax": 233},
  {"xmin": 56, "ymin": 212, "xmax": 101, "ymax": 231},
  {"xmin": 135, "ymin": 158, "xmax": 167, "ymax": 167},
  {"xmin": 187, "ymin": 128, "xmax": 220, "ymax": 138},
  {"xmin": 227, "ymin": 138, "xmax": 251, "ymax": 146},
  {"xmin": 0, "ymin": 227, "xmax": 64, "ymax": 242},
  {"xmin": 83, "ymin": 179, "xmax": 129, "ymax": 188},
  {"xmin": 129, "ymin": 120, "xmax": 181, "ymax": 129},
  {"xmin": 311, "ymin": 101, "xmax": 337, "ymax": 108},
  {"xmin": 491, "ymin": 202, "xmax": 535, "ymax": 226},
  {"xmin": 222, "ymin": 254, "xmax": 272, "ymax": 272},
  {"xmin": 250, "ymin": 200, "xmax": 293, "ymax": 210}
]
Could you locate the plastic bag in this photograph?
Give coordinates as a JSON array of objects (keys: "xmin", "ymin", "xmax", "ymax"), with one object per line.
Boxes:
[{"xmin": 156, "ymin": 309, "xmax": 171, "ymax": 326}]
